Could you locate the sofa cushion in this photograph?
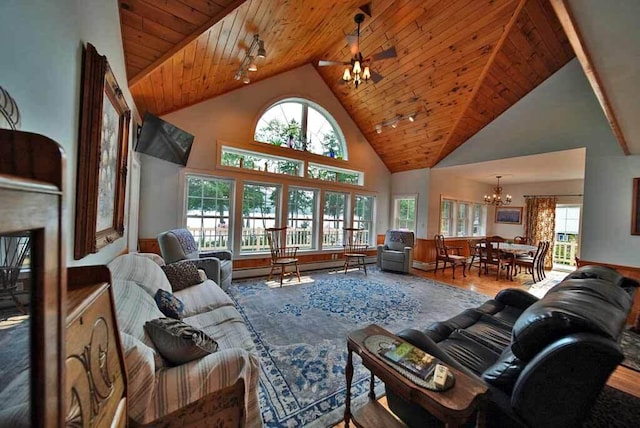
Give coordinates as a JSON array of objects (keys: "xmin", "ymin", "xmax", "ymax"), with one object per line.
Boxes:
[
  {"xmin": 155, "ymin": 289, "xmax": 185, "ymax": 319},
  {"xmin": 184, "ymin": 306, "xmax": 255, "ymax": 353},
  {"xmin": 161, "ymin": 261, "xmax": 202, "ymax": 291},
  {"xmin": 380, "ymin": 250, "xmax": 405, "ymax": 262},
  {"xmin": 385, "ymin": 230, "xmax": 414, "ymax": 251},
  {"xmin": 511, "ymin": 278, "xmax": 632, "ymax": 360},
  {"xmin": 435, "ymin": 330, "xmax": 500, "ymax": 375},
  {"xmin": 109, "ymin": 253, "xmax": 172, "ymax": 297},
  {"xmin": 119, "ymin": 332, "xmax": 156, "ymax": 421},
  {"xmin": 173, "ymin": 280, "xmax": 235, "ymax": 318},
  {"xmin": 481, "ymin": 346, "xmax": 525, "ymax": 394},
  {"xmin": 144, "ymin": 318, "xmax": 219, "ymax": 365},
  {"xmin": 561, "ymin": 265, "xmax": 625, "ymax": 287},
  {"xmin": 459, "ymin": 314, "xmax": 513, "ymax": 353}
]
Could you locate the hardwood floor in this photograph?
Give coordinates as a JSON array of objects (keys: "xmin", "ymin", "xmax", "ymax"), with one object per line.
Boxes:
[{"xmin": 333, "ymin": 264, "xmax": 640, "ymax": 427}]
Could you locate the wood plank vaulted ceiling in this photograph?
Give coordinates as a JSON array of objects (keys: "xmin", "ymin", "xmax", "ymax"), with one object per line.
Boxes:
[{"xmin": 119, "ymin": 0, "xmax": 574, "ymax": 172}]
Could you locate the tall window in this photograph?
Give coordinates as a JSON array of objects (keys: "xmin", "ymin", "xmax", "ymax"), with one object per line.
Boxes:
[
  {"xmin": 254, "ymin": 98, "xmax": 347, "ymax": 159},
  {"xmin": 288, "ymin": 188, "xmax": 318, "ymax": 250},
  {"xmin": 354, "ymin": 195, "xmax": 374, "ymax": 245},
  {"xmin": 393, "ymin": 196, "xmax": 417, "ymax": 231},
  {"xmin": 186, "ymin": 176, "xmax": 233, "ymax": 250},
  {"xmin": 323, "ymin": 191, "xmax": 347, "ymax": 247},
  {"xmin": 241, "ymin": 183, "xmax": 279, "ymax": 253},
  {"xmin": 440, "ymin": 199, "xmax": 453, "ymax": 236},
  {"xmin": 440, "ymin": 198, "xmax": 486, "ymax": 237}
]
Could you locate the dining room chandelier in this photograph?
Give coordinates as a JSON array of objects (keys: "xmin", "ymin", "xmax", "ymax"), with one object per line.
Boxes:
[{"xmin": 484, "ymin": 175, "xmax": 512, "ymax": 206}]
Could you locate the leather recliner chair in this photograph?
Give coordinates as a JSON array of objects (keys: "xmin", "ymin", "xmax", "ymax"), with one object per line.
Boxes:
[
  {"xmin": 385, "ymin": 265, "xmax": 638, "ymax": 428},
  {"xmin": 157, "ymin": 228, "xmax": 233, "ymax": 290}
]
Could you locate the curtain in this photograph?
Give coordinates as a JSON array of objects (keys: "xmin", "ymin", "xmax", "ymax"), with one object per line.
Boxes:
[{"xmin": 524, "ymin": 197, "xmax": 557, "ymax": 269}]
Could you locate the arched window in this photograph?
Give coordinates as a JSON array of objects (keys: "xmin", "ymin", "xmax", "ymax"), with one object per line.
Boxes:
[{"xmin": 254, "ymin": 98, "xmax": 347, "ymax": 159}]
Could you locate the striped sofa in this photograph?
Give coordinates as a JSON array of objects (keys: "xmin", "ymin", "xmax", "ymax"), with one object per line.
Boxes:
[{"xmin": 108, "ymin": 253, "xmax": 263, "ymax": 427}]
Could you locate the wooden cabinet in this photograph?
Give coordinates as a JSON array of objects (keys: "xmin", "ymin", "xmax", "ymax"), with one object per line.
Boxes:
[{"xmin": 66, "ymin": 266, "xmax": 127, "ymax": 427}]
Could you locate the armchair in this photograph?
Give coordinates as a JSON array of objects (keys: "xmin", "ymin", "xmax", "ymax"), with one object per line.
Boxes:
[
  {"xmin": 376, "ymin": 230, "xmax": 415, "ymax": 273},
  {"xmin": 157, "ymin": 228, "xmax": 233, "ymax": 290}
]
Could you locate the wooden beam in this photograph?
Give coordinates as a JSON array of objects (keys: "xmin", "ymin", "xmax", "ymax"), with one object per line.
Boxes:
[
  {"xmin": 435, "ymin": 0, "xmax": 526, "ymax": 165},
  {"xmin": 129, "ymin": 0, "xmax": 247, "ymax": 87},
  {"xmin": 549, "ymin": 0, "xmax": 630, "ymax": 155}
]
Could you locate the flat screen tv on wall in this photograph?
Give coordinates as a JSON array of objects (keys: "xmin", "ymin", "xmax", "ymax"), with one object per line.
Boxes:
[{"xmin": 135, "ymin": 113, "xmax": 194, "ymax": 166}]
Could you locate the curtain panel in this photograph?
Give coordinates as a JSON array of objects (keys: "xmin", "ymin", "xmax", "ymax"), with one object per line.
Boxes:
[{"xmin": 525, "ymin": 197, "xmax": 557, "ymax": 269}]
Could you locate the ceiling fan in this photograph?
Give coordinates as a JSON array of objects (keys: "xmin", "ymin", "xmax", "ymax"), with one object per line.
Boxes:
[{"xmin": 318, "ymin": 12, "xmax": 397, "ymax": 88}]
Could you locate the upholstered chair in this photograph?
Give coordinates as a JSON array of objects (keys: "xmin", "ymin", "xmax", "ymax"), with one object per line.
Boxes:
[
  {"xmin": 157, "ymin": 228, "xmax": 233, "ymax": 290},
  {"xmin": 376, "ymin": 230, "xmax": 415, "ymax": 273}
]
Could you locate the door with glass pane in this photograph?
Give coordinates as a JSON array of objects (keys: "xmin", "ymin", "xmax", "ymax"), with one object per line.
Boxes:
[{"xmin": 554, "ymin": 205, "xmax": 581, "ymax": 269}]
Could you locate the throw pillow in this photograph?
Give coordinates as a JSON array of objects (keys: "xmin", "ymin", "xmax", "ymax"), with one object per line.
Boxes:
[
  {"xmin": 161, "ymin": 261, "xmax": 202, "ymax": 291},
  {"xmin": 144, "ymin": 318, "xmax": 218, "ymax": 365},
  {"xmin": 154, "ymin": 289, "xmax": 185, "ymax": 319}
]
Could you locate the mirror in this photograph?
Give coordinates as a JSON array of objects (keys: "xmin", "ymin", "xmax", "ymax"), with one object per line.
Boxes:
[{"xmin": 0, "ymin": 232, "xmax": 33, "ymax": 425}]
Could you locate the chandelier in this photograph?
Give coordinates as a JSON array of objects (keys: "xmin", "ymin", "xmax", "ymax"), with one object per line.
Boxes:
[
  {"xmin": 342, "ymin": 13, "xmax": 371, "ymax": 88},
  {"xmin": 234, "ymin": 34, "xmax": 267, "ymax": 84},
  {"xmin": 484, "ymin": 175, "xmax": 512, "ymax": 206}
]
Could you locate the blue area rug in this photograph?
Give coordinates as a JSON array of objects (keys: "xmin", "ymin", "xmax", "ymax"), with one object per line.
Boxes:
[{"xmin": 228, "ymin": 268, "xmax": 488, "ymax": 427}]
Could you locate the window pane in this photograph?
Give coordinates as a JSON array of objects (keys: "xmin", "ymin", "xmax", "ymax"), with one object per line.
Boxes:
[
  {"xmin": 221, "ymin": 147, "xmax": 303, "ymax": 177},
  {"xmin": 323, "ymin": 191, "xmax": 346, "ymax": 247},
  {"xmin": 457, "ymin": 203, "xmax": 468, "ymax": 237},
  {"xmin": 308, "ymin": 163, "xmax": 363, "ymax": 185},
  {"xmin": 241, "ymin": 184, "xmax": 279, "ymax": 253},
  {"xmin": 186, "ymin": 176, "xmax": 232, "ymax": 251},
  {"xmin": 440, "ymin": 200, "xmax": 453, "ymax": 237},
  {"xmin": 307, "ymin": 106, "xmax": 343, "ymax": 158},
  {"xmin": 394, "ymin": 197, "xmax": 416, "ymax": 231},
  {"xmin": 255, "ymin": 102, "xmax": 303, "ymax": 148},
  {"xmin": 288, "ymin": 188, "xmax": 317, "ymax": 250},
  {"xmin": 354, "ymin": 195, "xmax": 374, "ymax": 245}
]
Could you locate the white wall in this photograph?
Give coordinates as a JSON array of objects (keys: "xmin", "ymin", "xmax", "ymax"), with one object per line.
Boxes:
[
  {"xmin": 439, "ymin": 59, "xmax": 640, "ymax": 267},
  {"xmin": 138, "ymin": 64, "xmax": 391, "ymax": 242},
  {"xmin": 0, "ymin": 0, "xmax": 139, "ymax": 265},
  {"xmin": 390, "ymin": 169, "xmax": 430, "ymax": 239}
]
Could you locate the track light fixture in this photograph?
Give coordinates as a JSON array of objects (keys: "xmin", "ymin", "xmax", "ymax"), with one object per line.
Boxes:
[
  {"xmin": 374, "ymin": 111, "xmax": 419, "ymax": 133},
  {"xmin": 234, "ymin": 34, "xmax": 267, "ymax": 84}
]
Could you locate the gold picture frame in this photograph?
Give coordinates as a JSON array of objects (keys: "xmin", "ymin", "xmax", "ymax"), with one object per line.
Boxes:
[
  {"xmin": 495, "ymin": 206, "xmax": 523, "ymax": 224},
  {"xmin": 74, "ymin": 43, "xmax": 130, "ymax": 259}
]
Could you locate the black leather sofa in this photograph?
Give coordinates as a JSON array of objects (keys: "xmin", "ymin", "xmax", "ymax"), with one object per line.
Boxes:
[{"xmin": 386, "ymin": 265, "xmax": 638, "ymax": 428}]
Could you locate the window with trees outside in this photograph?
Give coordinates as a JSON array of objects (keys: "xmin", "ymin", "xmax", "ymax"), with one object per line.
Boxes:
[
  {"xmin": 323, "ymin": 191, "xmax": 347, "ymax": 248},
  {"xmin": 288, "ymin": 187, "xmax": 318, "ymax": 250},
  {"xmin": 354, "ymin": 195, "xmax": 374, "ymax": 245},
  {"xmin": 440, "ymin": 198, "xmax": 486, "ymax": 237},
  {"xmin": 221, "ymin": 147, "xmax": 303, "ymax": 176},
  {"xmin": 186, "ymin": 176, "xmax": 233, "ymax": 250},
  {"xmin": 241, "ymin": 183, "xmax": 279, "ymax": 253},
  {"xmin": 393, "ymin": 196, "xmax": 417, "ymax": 231},
  {"xmin": 254, "ymin": 98, "xmax": 346, "ymax": 159}
]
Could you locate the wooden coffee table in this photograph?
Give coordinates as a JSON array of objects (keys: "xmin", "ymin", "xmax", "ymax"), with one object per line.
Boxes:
[{"xmin": 345, "ymin": 324, "xmax": 488, "ymax": 428}]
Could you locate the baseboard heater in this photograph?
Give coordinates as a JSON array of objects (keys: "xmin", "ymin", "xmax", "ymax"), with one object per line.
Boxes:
[{"xmin": 413, "ymin": 260, "xmax": 436, "ymax": 272}]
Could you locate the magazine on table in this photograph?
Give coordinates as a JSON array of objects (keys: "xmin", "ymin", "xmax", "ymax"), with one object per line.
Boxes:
[{"xmin": 380, "ymin": 341, "xmax": 438, "ymax": 380}]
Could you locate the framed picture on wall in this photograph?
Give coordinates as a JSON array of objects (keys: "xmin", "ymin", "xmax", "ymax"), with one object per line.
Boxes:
[
  {"xmin": 495, "ymin": 206, "xmax": 523, "ymax": 224},
  {"xmin": 632, "ymin": 178, "xmax": 640, "ymax": 235}
]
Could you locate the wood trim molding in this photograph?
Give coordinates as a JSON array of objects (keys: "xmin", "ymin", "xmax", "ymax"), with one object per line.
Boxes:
[
  {"xmin": 129, "ymin": 0, "xmax": 247, "ymax": 86},
  {"xmin": 550, "ymin": 0, "xmax": 630, "ymax": 155}
]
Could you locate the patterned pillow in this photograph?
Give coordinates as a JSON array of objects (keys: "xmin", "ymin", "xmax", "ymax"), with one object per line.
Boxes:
[
  {"xmin": 154, "ymin": 289, "xmax": 185, "ymax": 319},
  {"xmin": 144, "ymin": 318, "xmax": 219, "ymax": 365},
  {"xmin": 161, "ymin": 261, "xmax": 202, "ymax": 291}
]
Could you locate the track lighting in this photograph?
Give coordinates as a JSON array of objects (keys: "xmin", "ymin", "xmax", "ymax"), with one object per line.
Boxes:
[
  {"xmin": 374, "ymin": 111, "xmax": 419, "ymax": 133},
  {"xmin": 235, "ymin": 34, "xmax": 266, "ymax": 84}
]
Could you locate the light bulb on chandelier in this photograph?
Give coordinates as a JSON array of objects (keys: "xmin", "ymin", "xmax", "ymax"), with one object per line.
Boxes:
[{"xmin": 484, "ymin": 175, "xmax": 512, "ymax": 206}]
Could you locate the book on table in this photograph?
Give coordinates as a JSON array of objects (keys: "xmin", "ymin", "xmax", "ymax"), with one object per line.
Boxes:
[{"xmin": 380, "ymin": 341, "xmax": 437, "ymax": 380}]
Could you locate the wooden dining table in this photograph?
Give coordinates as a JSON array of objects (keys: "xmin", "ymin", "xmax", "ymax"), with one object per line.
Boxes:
[{"xmin": 477, "ymin": 242, "xmax": 538, "ymax": 280}]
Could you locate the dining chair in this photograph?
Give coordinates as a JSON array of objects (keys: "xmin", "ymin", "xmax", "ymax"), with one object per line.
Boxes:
[
  {"xmin": 265, "ymin": 227, "xmax": 301, "ymax": 286},
  {"xmin": 343, "ymin": 228, "xmax": 368, "ymax": 274},
  {"xmin": 514, "ymin": 241, "xmax": 546, "ymax": 283},
  {"xmin": 536, "ymin": 241, "xmax": 551, "ymax": 281},
  {"xmin": 479, "ymin": 238, "xmax": 512, "ymax": 280},
  {"xmin": 514, "ymin": 235, "xmax": 531, "ymax": 245},
  {"xmin": 466, "ymin": 239, "xmax": 481, "ymax": 273},
  {"xmin": 434, "ymin": 234, "xmax": 466, "ymax": 279}
]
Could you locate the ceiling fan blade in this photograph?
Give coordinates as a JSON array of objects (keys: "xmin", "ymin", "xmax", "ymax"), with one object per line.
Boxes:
[
  {"xmin": 370, "ymin": 70, "xmax": 384, "ymax": 84},
  {"xmin": 371, "ymin": 46, "xmax": 397, "ymax": 61},
  {"xmin": 319, "ymin": 60, "xmax": 347, "ymax": 67},
  {"xmin": 346, "ymin": 33, "xmax": 359, "ymax": 56}
]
